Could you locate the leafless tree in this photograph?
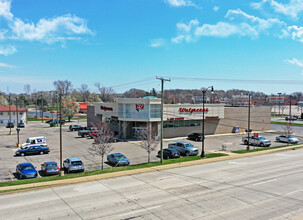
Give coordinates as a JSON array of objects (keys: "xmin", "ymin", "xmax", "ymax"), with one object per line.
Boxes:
[
  {"xmin": 282, "ymin": 122, "xmax": 293, "ymax": 138},
  {"xmin": 24, "ymin": 84, "xmax": 31, "ymax": 95},
  {"xmin": 137, "ymin": 124, "xmax": 159, "ymax": 163},
  {"xmin": 53, "ymin": 80, "xmax": 72, "ymax": 96},
  {"xmin": 94, "ymin": 82, "xmax": 115, "ymax": 102},
  {"xmin": 78, "ymin": 84, "xmax": 90, "ymax": 102},
  {"xmin": 88, "ymin": 123, "xmax": 114, "ymax": 170}
]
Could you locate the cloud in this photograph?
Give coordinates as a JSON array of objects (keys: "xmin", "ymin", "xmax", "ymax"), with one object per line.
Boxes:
[
  {"xmin": 285, "ymin": 58, "xmax": 303, "ymax": 66},
  {"xmin": 171, "ymin": 9, "xmax": 285, "ymax": 43},
  {"xmin": 0, "ymin": 45, "xmax": 16, "ymax": 55},
  {"xmin": 213, "ymin": 6, "xmax": 219, "ymax": 12},
  {"xmin": 286, "ymin": 25, "xmax": 303, "ymax": 42},
  {"xmin": 0, "ymin": 0, "xmax": 13, "ymax": 20},
  {"xmin": 165, "ymin": 0, "xmax": 197, "ymax": 8},
  {"xmin": 10, "ymin": 15, "xmax": 93, "ymax": 44},
  {"xmin": 251, "ymin": 0, "xmax": 303, "ymax": 20},
  {"xmin": 0, "ymin": 62, "xmax": 16, "ymax": 68},
  {"xmin": 0, "ymin": 0, "xmax": 93, "ymax": 55},
  {"xmin": 0, "ymin": 75, "xmax": 51, "ymax": 84},
  {"xmin": 150, "ymin": 39, "xmax": 165, "ymax": 48}
]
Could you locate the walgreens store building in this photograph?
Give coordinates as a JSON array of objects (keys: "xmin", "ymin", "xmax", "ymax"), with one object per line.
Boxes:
[{"xmin": 87, "ymin": 97, "xmax": 270, "ymax": 139}]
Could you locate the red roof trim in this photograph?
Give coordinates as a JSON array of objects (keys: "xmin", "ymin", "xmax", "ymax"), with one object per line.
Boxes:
[{"xmin": 0, "ymin": 105, "xmax": 27, "ymax": 112}]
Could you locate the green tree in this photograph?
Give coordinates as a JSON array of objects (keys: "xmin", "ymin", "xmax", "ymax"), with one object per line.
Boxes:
[
  {"xmin": 89, "ymin": 93, "xmax": 102, "ymax": 103},
  {"xmin": 0, "ymin": 95, "xmax": 8, "ymax": 105},
  {"xmin": 61, "ymin": 95, "xmax": 80, "ymax": 121}
]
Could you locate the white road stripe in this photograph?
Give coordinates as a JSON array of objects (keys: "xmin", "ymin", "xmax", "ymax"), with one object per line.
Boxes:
[
  {"xmin": 253, "ymin": 178, "xmax": 278, "ymax": 186},
  {"xmin": 285, "ymin": 189, "xmax": 303, "ymax": 195},
  {"xmin": 119, "ymin": 205, "xmax": 161, "ymax": 217}
]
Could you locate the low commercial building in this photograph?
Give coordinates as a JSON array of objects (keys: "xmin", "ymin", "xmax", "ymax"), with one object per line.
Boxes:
[
  {"xmin": 87, "ymin": 97, "xmax": 271, "ymax": 139},
  {"xmin": 0, "ymin": 105, "xmax": 27, "ymax": 126}
]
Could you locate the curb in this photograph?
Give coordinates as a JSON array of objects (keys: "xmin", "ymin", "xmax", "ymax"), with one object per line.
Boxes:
[{"xmin": 0, "ymin": 144, "xmax": 302, "ymax": 193}]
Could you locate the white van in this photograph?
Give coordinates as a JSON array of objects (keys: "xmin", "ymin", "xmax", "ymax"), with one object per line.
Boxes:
[{"xmin": 21, "ymin": 136, "xmax": 47, "ymax": 149}]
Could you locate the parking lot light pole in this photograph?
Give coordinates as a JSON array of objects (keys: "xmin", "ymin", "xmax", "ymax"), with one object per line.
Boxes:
[
  {"xmin": 201, "ymin": 86, "xmax": 213, "ymax": 158},
  {"xmin": 59, "ymin": 93, "xmax": 64, "ymax": 176},
  {"xmin": 8, "ymin": 95, "xmax": 12, "ymax": 135},
  {"xmin": 41, "ymin": 92, "xmax": 44, "ymax": 123},
  {"xmin": 278, "ymin": 93, "xmax": 282, "ymax": 116},
  {"xmin": 16, "ymin": 97, "xmax": 20, "ymax": 148},
  {"xmin": 247, "ymin": 94, "xmax": 251, "ymax": 151}
]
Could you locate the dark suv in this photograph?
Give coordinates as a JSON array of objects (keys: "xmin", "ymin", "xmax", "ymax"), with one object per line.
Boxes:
[
  {"xmin": 69, "ymin": 125, "xmax": 86, "ymax": 131},
  {"xmin": 6, "ymin": 122, "xmax": 14, "ymax": 128},
  {"xmin": 188, "ymin": 133, "xmax": 204, "ymax": 141}
]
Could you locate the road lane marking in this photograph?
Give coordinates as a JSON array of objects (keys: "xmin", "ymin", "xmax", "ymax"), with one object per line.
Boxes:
[
  {"xmin": 119, "ymin": 205, "xmax": 161, "ymax": 217},
  {"xmin": 8, "ymin": 171, "xmax": 14, "ymax": 181},
  {"xmin": 253, "ymin": 178, "xmax": 278, "ymax": 186},
  {"xmin": 228, "ymin": 162, "xmax": 247, "ymax": 165},
  {"xmin": 285, "ymin": 189, "xmax": 303, "ymax": 195}
]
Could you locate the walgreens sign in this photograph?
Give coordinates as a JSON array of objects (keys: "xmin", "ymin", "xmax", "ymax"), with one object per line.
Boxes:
[{"xmin": 179, "ymin": 107, "xmax": 209, "ymax": 114}]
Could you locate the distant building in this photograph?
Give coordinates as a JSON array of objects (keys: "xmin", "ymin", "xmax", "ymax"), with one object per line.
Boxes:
[
  {"xmin": 78, "ymin": 101, "xmax": 89, "ymax": 114},
  {"xmin": 0, "ymin": 105, "xmax": 27, "ymax": 126}
]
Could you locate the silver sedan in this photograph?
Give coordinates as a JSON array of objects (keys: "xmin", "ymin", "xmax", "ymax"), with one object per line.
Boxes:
[{"xmin": 276, "ymin": 135, "xmax": 299, "ymax": 144}]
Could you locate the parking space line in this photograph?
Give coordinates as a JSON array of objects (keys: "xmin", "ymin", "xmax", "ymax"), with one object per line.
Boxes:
[
  {"xmin": 8, "ymin": 171, "xmax": 14, "ymax": 181},
  {"xmin": 37, "ymin": 172, "xmax": 41, "ymax": 178}
]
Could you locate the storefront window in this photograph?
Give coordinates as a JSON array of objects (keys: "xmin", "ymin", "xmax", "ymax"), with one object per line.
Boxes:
[{"xmin": 164, "ymin": 120, "xmax": 200, "ymax": 128}]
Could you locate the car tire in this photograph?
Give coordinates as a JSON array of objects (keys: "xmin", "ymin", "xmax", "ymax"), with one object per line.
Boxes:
[
  {"xmin": 195, "ymin": 138, "xmax": 198, "ymax": 141},
  {"xmin": 40, "ymin": 151, "xmax": 43, "ymax": 155},
  {"xmin": 276, "ymin": 138, "xmax": 280, "ymax": 142},
  {"xmin": 260, "ymin": 143, "xmax": 264, "ymax": 147},
  {"xmin": 244, "ymin": 140, "xmax": 248, "ymax": 145},
  {"xmin": 21, "ymin": 153, "xmax": 25, "ymax": 157},
  {"xmin": 185, "ymin": 151, "xmax": 189, "ymax": 157},
  {"xmin": 167, "ymin": 155, "xmax": 170, "ymax": 159}
]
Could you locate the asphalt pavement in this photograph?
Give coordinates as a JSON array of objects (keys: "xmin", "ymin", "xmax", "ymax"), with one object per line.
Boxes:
[{"xmin": 1, "ymin": 147, "xmax": 303, "ymax": 219}]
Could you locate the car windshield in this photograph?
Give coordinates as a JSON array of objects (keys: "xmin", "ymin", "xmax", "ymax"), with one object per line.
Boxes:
[
  {"xmin": 259, "ymin": 137, "xmax": 266, "ymax": 140},
  {"xmin": 71, "ymin": 161, "xmax": 83, "ymax": 166},
  {"xmin": 115, "ymin": 154, "xmax": 125, "ymax": 159},
  {"xmin": 26, "ymin": 139, "xmax": 30, "ymax": 143},
  {"xmin": 21, "ymin": 165, "xmax": 34, "ymax": 170},
  {"xmin": 184, "ymin": 143, "xmax": 193, "ymax": 148},
  {"xmin": 46, "ymin": 163, "xmax": 57, "ymax": 167}
]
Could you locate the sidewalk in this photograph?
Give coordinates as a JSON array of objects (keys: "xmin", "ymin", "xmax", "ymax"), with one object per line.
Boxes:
[{"xmin": 1, "ymin": 144, "xmax": 302, "ymax": 193}]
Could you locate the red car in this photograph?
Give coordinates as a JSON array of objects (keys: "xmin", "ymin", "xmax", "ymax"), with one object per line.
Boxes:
[{"xmin": 89, "ymin": 130, "xmax": 101, "ymax": 138}]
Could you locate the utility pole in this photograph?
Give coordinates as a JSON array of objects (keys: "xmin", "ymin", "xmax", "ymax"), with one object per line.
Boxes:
[
  {"xmin": 156, "ymin": 76, "xmax": 170, "ymax": 164},
  {"xmin": 8, "ymin": 95, "xmax": 12, "ymax": 135},
  {"xmin": 278, "ymin": 93, "xmax": 282, "ymax": 116},
  {"xmin": 247, "ymin": 94, "xmax": 251, "ymax": 150},
  {"xmin": 16, "ymin": 97, "xmax": 20, "ymax": 147}
]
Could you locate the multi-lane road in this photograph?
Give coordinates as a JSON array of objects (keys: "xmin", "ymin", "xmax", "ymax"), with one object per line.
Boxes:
[{"xmin": 1, "ymin": 148, "xmax": 303, "ymax": 219}]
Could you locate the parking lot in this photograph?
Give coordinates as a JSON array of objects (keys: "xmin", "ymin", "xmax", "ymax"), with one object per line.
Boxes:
[{"xmin": 0, "ymin": 120, "xmax": 301, "ymax": 182}]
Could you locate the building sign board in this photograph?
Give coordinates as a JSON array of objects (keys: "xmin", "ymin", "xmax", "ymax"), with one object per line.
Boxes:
[
  {"xmin": 101, "ymin": 106, "xmax": 113, "ymax": 111},
  {"xmin": 136, "ymin": 104, "xmax": 144, "ymax": 112},
  {"xmin": 179, "ymin": 107, "xmax": 209, "ymax": 114}
]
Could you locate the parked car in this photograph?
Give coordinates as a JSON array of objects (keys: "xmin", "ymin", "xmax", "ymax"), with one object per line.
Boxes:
[
  {"xmin": 276, "ymin": 135, "xmax": 299, "ymax": 144},
  {"xmin": 69, "ymin": 125, "xmax": 86, "ymax": 131},
  {"xmin": 158, "ymin": 148, "xmax": 180, "ymax": 159},
  {"xmin": 21, "ymin": 136, "xmax": 47, "ymax": 149},
  {"xmin": 63, "ymin": 158, "xmax": 84, "ymax": 173},
  {"xmin": 168, "ymin": 142, "xmax": 199, "ymax": 156},
  {"xmin": 89, "ymin": 130, "xmax": 101, "ymax": 138},
  {"xmin": 6, "ymin": 122, "xmax": 14, "ymax": 128},
  {"xmin": 45, "ymin": 119, "xmax": 54, "ymax": 123},
  {"xmin": 107, "ymin": 153, "xmax": 130, "ymax": 166},
  {"xmin": 15, "ymin": 146, "xmax": 50, "ymax": 156},
  {"xmin": 46, "ymin": 119, "xmax": 66, "ymax": 124},
  {"xmin": 78, "ymin": 127, "xmax": 94, "ymax": 137},
  {"xmin": 41, "ymin": 161, "xmax": 59, "ymax": 176},
  {"xmin": 17, "ymin": 122, "xmax": 25, "ymax": 128},
  {"xmin": 285, "ymin": 116, "xmax": 298, "ymax": 121},
  {"xmin": 16, "ymin": 163, "xmax": 38, "ymax": 179},
  {"xmin": 242, "ymin": 136, "xmax": 271, "ymax": 147},
  {"xmin": 188, "ymin": 133, "xmax": 204, "ymax": 141}
]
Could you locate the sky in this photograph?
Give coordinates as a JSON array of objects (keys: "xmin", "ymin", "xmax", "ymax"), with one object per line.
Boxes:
[{"xmin": 1, "ymin": 0, "xmax": 303, "ymax": 95}]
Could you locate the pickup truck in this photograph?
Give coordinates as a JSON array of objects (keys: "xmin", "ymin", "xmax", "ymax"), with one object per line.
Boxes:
[
  {"xmin": 168, "ymin": 142, "xmax": 199, "ymax": 156},
  {"xmin": 78, "ymin": 128, "xmax": 93, "ymax": 137},
  {"xmin": 242, "ymin": 136, "xmax": 271, "ymax": 147}
]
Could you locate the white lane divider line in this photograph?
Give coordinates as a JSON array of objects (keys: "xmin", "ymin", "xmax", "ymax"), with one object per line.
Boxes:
[
  {"xmin": 253, "ymin": 178, "xmax": 278, "ymax": 186},
  {"xmin": 119, "ymin": 205, "xmax": 161, "ymax": 217},
  {"xmin": 285, "ymin": 188, "xmax": 303, "ymax": 195}
]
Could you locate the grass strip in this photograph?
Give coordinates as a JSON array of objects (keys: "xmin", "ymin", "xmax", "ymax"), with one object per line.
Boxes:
[
  {"xmin": 0, "ymin": 153, "xmax": 227, "ymax": 188},
  {"xmin": 271, "ymin": 121, "xmax": 303, "ymax": 127},
  {"xmin": 232, "ymin": 144, "xmax": 301, "ymax": 154}
]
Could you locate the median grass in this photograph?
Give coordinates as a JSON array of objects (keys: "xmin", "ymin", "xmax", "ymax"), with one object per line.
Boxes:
[
  {"xmin": 232, "ymin": 144, "xmax": 301, "ymax": 154},
  {"xmin": 0, "ymin": 153, "xmax": 227, "ymax": 189},
  {"xmin": 271, "ymin": 121, "xmax": 303, "ymax": 127}
]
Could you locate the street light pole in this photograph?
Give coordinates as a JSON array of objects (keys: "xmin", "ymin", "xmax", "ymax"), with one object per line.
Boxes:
[
  {"xmin": 289, "ymin": 95, "xmax": 292, "ymax": 119},
  {"xmin": 278, "ymin": 93, "xmax": 282, "ymax": 116},
  {"xmin": 201, "ymin": 86, "xmax": 213, "ymax": 158},
  {"xmin": 59, "ymin": 93, "xmax": 64, "ymax": 176},
  {"xmin": 35, "ymin": 93, "xmax": 38, "ymax": 119},
  {"xmin": 16, "ymin": 97, "xmax": 20, "ymax": 148},
  {"xmin": 8, "ymin": 94, "xmax": 12, "ymax": 135},
  {"xmin": 41, "ymin": 92, "xmax": 44, "ymax": 123},
  {"xmin": 247, "ymin": 94, "xmax": 251, "ymax": 150}
]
